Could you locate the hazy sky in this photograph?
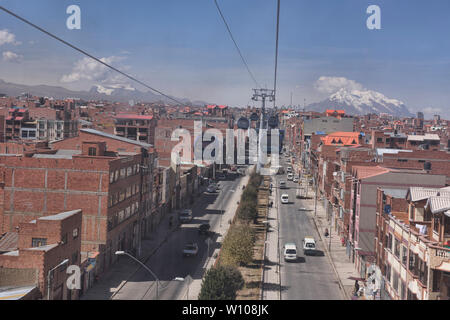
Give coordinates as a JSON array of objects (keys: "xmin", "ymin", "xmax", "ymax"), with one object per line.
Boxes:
[{"xmin": 1, "ymin": 0, "xmax": 450, "ymax": 117}]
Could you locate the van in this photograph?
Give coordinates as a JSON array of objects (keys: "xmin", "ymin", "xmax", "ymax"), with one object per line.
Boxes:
[
  {"xmin": 281, "ymin": 194, "xmax": 289, "ymax": 204},
  {"xmin": 303, "ymin": 237, "xmax": 316, "ymax": 255},
  {"xmin": 283, "ymin": 243, "xmax": 297, "ymax": 261}
]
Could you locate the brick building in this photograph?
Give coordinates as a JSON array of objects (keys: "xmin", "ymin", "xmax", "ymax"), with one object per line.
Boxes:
[
  {"xmin": 0, "ymin": 209, "xmax": 82, "ymax": 300},
  {"xmin": 0, "ymin": 128, "xmax": 157, "ymax": 274}
]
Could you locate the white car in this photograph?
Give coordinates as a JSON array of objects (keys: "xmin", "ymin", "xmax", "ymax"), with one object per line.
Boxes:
[
  {"xmin": 303, "ymin": 237, "xmax": 316, "ymax": 255},
  {"xmin": 281, "ymin": 194, "xmax": 289, "ymax": 204},
  {"xmin": 283, "ymin": 243, "xmax": 298, "ymax": 262},
  {"xmin": 182, "ymin": 242, "xmax": 199, "ymax": 257},
  {"xmin": 293, "ymin": 176, "xmax": 299, "ymax": 183},
  {"xmin": 287, "ymin": 173, "xmax": 294, "ymax": 181}
]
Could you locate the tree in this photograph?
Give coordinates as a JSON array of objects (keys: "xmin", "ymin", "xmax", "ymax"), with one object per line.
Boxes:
[
  {"xmin": 237, "ymin": 200, "xmax": 257, "ymax": 222},
  {"xmin": 198, "ymin": 265, "xmax": 244, "ymax": 300},
  {"xmin": 220, "ymin": 224, "xmax": 254, "ymax": 266}
]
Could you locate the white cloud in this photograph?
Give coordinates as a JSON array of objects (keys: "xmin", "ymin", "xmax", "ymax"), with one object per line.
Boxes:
[
  {"xmin": 2, "ymin": 51, "xmax": 23, "ymax": 63},
  {"xmin": 0, "ymin": 29, "xmax": 20, "ymax": 46},
  {"xmin": 60, "ymin": 56, "xmax": 125, "ymax": 83},
  {"xmin": 314, "ymin": 76, "xmax": 364, "ymax": 94},
  {"xmin": 423, "ymin": 107, "xmax": 442, "ymax": 114}
]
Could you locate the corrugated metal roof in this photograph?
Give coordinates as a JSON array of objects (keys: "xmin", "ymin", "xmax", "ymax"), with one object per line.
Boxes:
[
  {"xmin": 0, "ymin": 232, "xmax": 18, "ymax": 252},
  {"xmin": 427, "ymin": 196, "xmax": 450, "ymax": 214},
  {"xmin": 376, "ymin": 148, "xmax": 412, "ymax": 156},
  {"xmin": 81, "ymin": 128, "xmax": 152, "ymax": 148},
  {"xmin": 408, "ymin": 187, "xmax": 450, "ymax": 202}
]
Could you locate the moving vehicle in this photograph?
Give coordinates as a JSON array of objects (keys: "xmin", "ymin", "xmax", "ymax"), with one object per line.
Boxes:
[
  {"xmin": 279, "ymin": 181, "xmax": 287, "ymax": 189},
  {"xmin": 206, "ymin": 184, "xmax": 217, "ymax": 193},
  {"xmin": 293, "ymin": 176, "xmax": 299, "ymax": 183},
  {"xmin": 287, "ymin": 173, "xmax": 294, "ymax": 181},
  {"xmin": 287, "ymin": 167, "xmax": 293, "ymax": 173},
  {"xmin": 178, "ymin": 209, "xmax": 193, "ymax": 222},
  {"xmin": 283, "ymin": 243, "xmax": 298, "ymax": 262},
  {"xmin": 198, "ymin": 223, "xmax": 211, "ymax": 235},
  {"xmin": 281, "ymin": 194, "xmax": 289, "ymax": 204},
  {"xmin": 182, "ymin": 242, "xmax": 199, "ymax": 256},
  {"xmin": 303, "ymin": 237, "xmax": 317, "ymax": 255}
]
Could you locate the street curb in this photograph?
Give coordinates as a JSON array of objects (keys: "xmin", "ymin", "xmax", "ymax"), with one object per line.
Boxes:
[
  {"xmin": 109, "ymin": 223, "xmax": 179, "ymax": 299},
  {"xmin": 311, "ymin": 216, "xmax": 350, "ymax": 300}
]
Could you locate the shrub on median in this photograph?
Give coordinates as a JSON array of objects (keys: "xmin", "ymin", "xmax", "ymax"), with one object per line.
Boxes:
[
  {"xmin": 220, "ymin": 224, "xmax": 255, "ymax": 266},
  {"xmin": 198, "ymin": 265, "xmax": 244, "ymax": 300}
]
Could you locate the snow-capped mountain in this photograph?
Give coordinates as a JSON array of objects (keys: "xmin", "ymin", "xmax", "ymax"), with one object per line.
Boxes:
[{"xmin": 308, "ymin": 88, "xmax": 414, "ymax": 117}]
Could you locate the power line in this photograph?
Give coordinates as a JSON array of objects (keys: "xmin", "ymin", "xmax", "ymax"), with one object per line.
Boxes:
[
  {"xmin": 213, "ymin": 0, "xmax": 260, "ymax": 89},
  {"xmin": 0, "ymin": 5, "xmax": 185, "ymax": 106},
  {"xmin": 273, "ymin": 0, "xmax": 281, "ymax": 108}
]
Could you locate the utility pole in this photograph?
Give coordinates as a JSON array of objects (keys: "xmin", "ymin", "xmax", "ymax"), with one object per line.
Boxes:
[{"xmin": 251, "ymin": 88, "xmax": 275, "ymax": 173}]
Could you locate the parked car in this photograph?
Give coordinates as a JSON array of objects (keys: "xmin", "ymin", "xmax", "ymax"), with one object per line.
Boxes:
[
  {"xmin": 182, "ymin": 242, "xmax": 199, "ymax": 257},
  {"xmin": 279, "ymin": 180, "xmax": 287, "ymax": 189},
  {"xmin": 281, "ymin": 194, "xmax": 289, "ymax": 204},
  {"xmin": 287, "ymin": 173, "xmax": 294, "ymax": 181},
  {"xmin": 178, "ymin": 209, "xmax": 193, "ymax": 222},
  {"xmin": 293, "ymin": 176, "xmax": 299, "ymax": 183},
  {"xmin": 206, "ymin": 185, "xmax": 217, "ymax": 193},
  {"xmin": 283, "ymin": 243, "xmax": 298, "ymax": 262}
]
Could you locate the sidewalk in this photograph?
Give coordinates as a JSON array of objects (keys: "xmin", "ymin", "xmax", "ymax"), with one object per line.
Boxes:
[
  {"xmin": 261, "ymin": 176, "xmax": 281, "ymax": 300},
  {"xmin": 81, "ymin": 208, "xmax": 181, "ymax": 300},
  {"xmin": 305, "ymin": 190, "xmax": 362, "ymax": 300},
  {"xmin": 176, "ymin": 169, "xmax": 252, "ymax": 300}
]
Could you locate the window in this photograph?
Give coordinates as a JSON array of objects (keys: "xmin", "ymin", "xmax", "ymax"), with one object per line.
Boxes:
[
  {"xmin": 118, "ymin": 210, "xmax": 125, "ymax": 222},
  {"xmin": 61, "ymin": 233, "xmax": 68, "ymax": 245},
  {"xmin": 401, "ymin": 281, "xmax": 406, "ymax": 300},
  {"xmin": 377, "ymin": 138, "xmax": 383, "ymax": 143},
  {"xmin": 125, "ymin": 206, "xmax": 131, "ymax": 219},
  {"xmin": 32, "ymin": 238, "xmax": 47, "ymax": 247},
  {"xmin": 120, "ymin": 168, "xmax": 126, "ymax": 179},
  {"xmin": 119, "ymin": 191, "xmax": 125, "ymax": 202},
  {"xmin": 114, "ymin": 170, "xmax": 119, "ymax": 181},
  {"xmin": 385, "ymin": 263, "xmax": 391, "ymax": 283},
  {"xmin": 401, "ymin": 245, "xmax": 407, "ymax": 265},
  {"xmin": 397, "ymin": 159, "xmax": 408, "ymax": 162},
  {"xmin": 127, "ymin": 166, "xmax": 133, "ymax": 176},
  {"xmin": 387, "ymin": 233, "xmax": 393, "ymax": 252},
  {"xmin": 392, "ymin": 271, "xmax": 399, "ymax": 293},
  {"xmin": 88, "ymin": 147, "xmax": 97, "ymax": 156},
  {"xmin": 71, "ymin": 251, "xmax": 78, "ymax": 264},
  {"xmin": 110, "ymin": 172, "xmax": 114, "ymax": 183},
  {"xmin": 72, "ymin": 228, "xmax": 79, "ymax": 239},
  {"xmin": 432, "ymin": 270, "xmax": 442, "ymax": 292},
  {"xmin": 394, "ymin": 238, "xmax": 400, "ymax": 258}
]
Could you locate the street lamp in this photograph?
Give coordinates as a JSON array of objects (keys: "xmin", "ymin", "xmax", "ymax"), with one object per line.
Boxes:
[
  {"xmin": 115, "ymin": 251, "xmax": 161, "ymax": 299},
  {"xmin": 174, "ymin": 275, "xmax": 192, "ymax": 300},
  {"xmin": 47, "ymin": 258, "xmax": 69, "ymax": 300}
]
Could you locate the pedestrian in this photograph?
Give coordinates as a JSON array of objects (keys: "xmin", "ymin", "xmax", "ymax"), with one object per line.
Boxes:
[{"xmin": 354, "ymin": 280, "xmax": 360, "ymax": 297}]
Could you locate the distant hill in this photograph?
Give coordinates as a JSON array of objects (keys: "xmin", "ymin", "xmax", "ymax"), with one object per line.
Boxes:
[{"xmin": 0, "ymin": 79, "xmax": 208, "ymax": 106}]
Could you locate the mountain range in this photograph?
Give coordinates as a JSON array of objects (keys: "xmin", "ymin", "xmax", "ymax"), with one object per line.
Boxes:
[
  {"xmin": 307, "ymin": 88, "xmax": 414, "ymax": 117},
  {"xmin": 0, "ymin": 79, "xmax": 208, "ymax": 106}
]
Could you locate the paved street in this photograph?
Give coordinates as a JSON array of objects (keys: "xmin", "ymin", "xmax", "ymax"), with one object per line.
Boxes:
[
  {"xmin": 273, "ymin": 157, "xmax": 343, "ymax": 300},
  {"xmin": 111, "ymin": 171, "xmax": 245, "ymax": 300}
]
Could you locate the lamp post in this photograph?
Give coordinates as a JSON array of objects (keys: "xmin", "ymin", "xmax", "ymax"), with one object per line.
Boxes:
[
  {"xmin": 115, "ymin": 251, "xmax": 160, "ymax": 299},
  {"xmin": 47, "ymin": 258, "xmax": 69, "ymax": 300},
  {"xmin": 174, "ymin": 275, "xmax": 192, "ymax": 300}
]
